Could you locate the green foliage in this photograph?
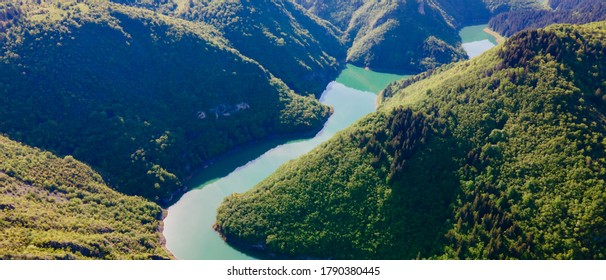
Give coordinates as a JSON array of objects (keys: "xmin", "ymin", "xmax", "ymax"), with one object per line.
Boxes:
[
  {"xmin": 0, "ymin": 1, "xmax": 331, "ymax": 204},
  {"xmin": 434, "ymin": 0, "xmax": 491, "ymax": 25},
  {"xmin": 296, "ymin": 0, "xmax": 468, "ymax": 73},
  {"xmin": 110, "ymin": 0, "xmax": 346, "ymax": 97},
  {"xmin": 482, "ymin": 0, "xmax": 542, "ymax": 14},
  {"xmin": 294, "ymin": 0, "xmax": 365, "ymax": 31},
  {"xmin": 0, "ymin": 2, "xmax": 21, "ymax": 43},
  {"xmin": 217, "ymin": 110, "xmax": 448, "ymax": 258},
  {"xmin": 295, "ymin": 0, "xmax": 544, "ymax": 72},
  {"xmin": 194, "ymin": 0, "xmax": 345, "ymax": 97},
  {"xmin": 489, "ymin": 0, "xmax": 606, "ymax": 37},
  {"xmin": 0, "ymin": 135, "xmax": 170, "ymax": 259},
  {"xmin": 216, "ymin": 21, "xmax": 606, "ymax": 259}
]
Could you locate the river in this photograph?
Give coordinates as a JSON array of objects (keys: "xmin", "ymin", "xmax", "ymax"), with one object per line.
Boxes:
[
  {"xmin": 163, "ymin": 25, "xmax": 496, "ymax": 260},
  {"xmin": 459, "ymin": 24, "xmax": 498, "ymax": 58},
  {"xmin": 163, "ymin": 65, "xmax": 408, "ymax": 259}
]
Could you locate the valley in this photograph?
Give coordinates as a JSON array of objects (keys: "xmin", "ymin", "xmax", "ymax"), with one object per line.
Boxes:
[
  {"xmin": 163, "ymin": 65, "xmax": 408, "ymax": 259},
  {"xmin": 163, "ymin": 26, "xmax": 493, "ymax": 259},
  {"xmin": 1, "ymin": 0, "xmax": 605, "ymax": 260},
  {"xmin": 215, "ymin": 20, "xmax": 606, "ymax": 259}
]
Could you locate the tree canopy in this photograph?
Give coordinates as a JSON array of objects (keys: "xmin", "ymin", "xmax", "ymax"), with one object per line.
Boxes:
[{"xmin": 216, "ymin": 21, "xmax": 606, "ymax": 259}]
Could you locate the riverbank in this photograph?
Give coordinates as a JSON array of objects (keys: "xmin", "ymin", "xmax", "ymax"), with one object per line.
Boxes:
[
  {"xmin": 159, "ymin": 111, "xmax": 332, "ymax": 208},
  {"xmin": 212, "ymin": 223, "xmax": 318, "ymax": 260},
  {"xmin": 162, "ymin": 81, "xmax": 379, "ymax": 260},
  {"xmin": 156, "ymin": 111, "xmax": 332, "ymax": 258},
  {"xmin": 483, "ymin": 27, "xmax": 506, "ymax": 44},
  {"xmin": 157, "ymin": 209, "xmax": 176, "ymax": 259}
]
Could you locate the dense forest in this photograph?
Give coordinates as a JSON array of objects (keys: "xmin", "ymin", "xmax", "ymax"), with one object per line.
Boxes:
[
  {"xmin": 3, "ymin": 0, "xmax": 606, "ymax": 260},
  {"xmin": 109, "ymin": 0, "xmax": 346, "ymax": 96},
  {"xmin": 0, "ymin": 1, "xmax": 331, "ymax": 205},
  {"xmin": 489, "ymin": 0, "xmax": 606, "ymax": 37},
  {"xmin": 294, "ymin": 0, "xmax": 542, "ymax": 73},
  {"xmin": 1, "ymin": 0, "xmax": 546, "ymax": 207},
  {"xmin": 216, "ymin": 21, "xmax": 606, "ymax": 259},
  {"xmin": 295, "ymin": 0, "xmax": 467, "ymax": 72},
  {"xmin": 0, "ymin": 135, "xmax": 170, "ymax": 259}
]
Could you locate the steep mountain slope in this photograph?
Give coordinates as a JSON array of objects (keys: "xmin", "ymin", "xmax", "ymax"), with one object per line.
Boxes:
[
  {"xmin": 345, "ymin": 0, "xmax": 466, "ymax": 72},
  {"xmin": 296, "ymin": 0, "xmax": 468, "ymax": 73},
  {"xmin": 0, "ymin": 1, "xmax": 331, "ymax": 204},
  {"xmin": 482, "ymin": 0, "xmax": 542, "ymax": 14},
  {"xmin": 112, "ymin": 0, "xmax": 345, "ymax": 96},
  {"xmin": 216, "ymin": 21, "xmax": 606, "ymax": 259},
  {"xmin": 0, "ymin": 135, "xmax": 170, "ymax": 259},
  {"xmin": 293, "ymin": 0, "xmax": 364, "ymax": 30},
  {"xmin": 434, "ymin": 0, "xmax": 491, "ymax": 25},
  {"xmin": 489, "ymin": 0, "xmax": 606, "ymax": 37},
  {"xmin": 294, "ymin": 0, "xmax": 543, "ymax": 73}
]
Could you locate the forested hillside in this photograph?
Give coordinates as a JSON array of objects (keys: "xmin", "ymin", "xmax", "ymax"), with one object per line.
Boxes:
[
  {"xmin": 0, "ymin": 0, "xmax": 331, "ymax": 204},
  {"xmin": 110, "ymin": 0, "xmax": 345, "ymax": 96},
  {"xmin": 3, "ymin": 0, "xmax": 606, "ymax": 260},
  {"xmin": 0, "ymin": 135, "xmax": 170, "ymax": 259},
  {"xmin": 295, "ymin": 0, "xmax": 467, "ymax": 72},
  {"xmin": 0, "ymin": 2, "xmax": 20, "ymax": 42},
  {"xmin": 344, "ymin": 0, "xmax": 466, "ymax": 72},
  {"xmin": 294, "ymin": 0, "xmax": 542, "ymax": 73},
  {"xmin": 216, "ymin": 21, "xmax": 606, "ymax": 259},
  {"xmin": 489, "ymin": 0, "xmax": 606, "ymax": 37}
]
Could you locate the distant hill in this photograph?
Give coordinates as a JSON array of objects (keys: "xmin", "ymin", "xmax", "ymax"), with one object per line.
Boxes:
[
  {"xmin": 0, "ymin": 1, "xmax": 331, "ymax": 205},
  {"xmin": 489, "ymin": 0, "xmax": 606, "ymax": 37},
  {"xmin": 215, "ymin": 21, "xmax": 606, "ymax": 259},
  {"xmin": 295, "ymin": 0, "xmax": 467, "ymax": 73},
  {"xmin": 0, "ymin": 135, "xmax": 170, "ymax": 259},
  {"xmin": 294, "ymin": 0, "xmax": 542, "ymax": 73},
  {"xmin": 110, "ymin": 0, "xmax": 346, "ymax": 97}
]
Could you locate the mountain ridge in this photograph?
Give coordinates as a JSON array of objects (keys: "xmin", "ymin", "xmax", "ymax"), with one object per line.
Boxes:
[
  {"xmin": 294, "ymin": 0, "xmax": 545, "ymax": 73},
  {"xmin": 215, "ymin": 21, "xmax": 606, "ymax": 259},
  {"xmin": 110, "ymin": 0, "xmax": 346, "ymax": 96},
  {"xmin": 0, "ymin": 0, "xmax": 331, "ymax": 204}
]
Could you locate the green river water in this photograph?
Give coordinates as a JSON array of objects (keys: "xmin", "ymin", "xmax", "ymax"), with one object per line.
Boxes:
[
  {"xmin": 460, "ymin": 24, "xmax": 498, "ymax": 58},
  {"xmin": 163, "ymin": 25, "xmax": 495, "ymax": 260}
]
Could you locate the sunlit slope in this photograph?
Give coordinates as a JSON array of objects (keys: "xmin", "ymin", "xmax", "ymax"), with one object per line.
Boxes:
[
  {"xmin": 0, "ymin": 1, "xmax": 331, "ymax": 204},
  {"xmin": 0, "ymin": 135, "xmax": 170, "ymax": 259},
  {"xmin": 216, "ymin": 21, "xmax": 606, "ymax": 259},
  {"xmin": 294, "ymin": 0, "xmax": 543, "ymax": 73}
]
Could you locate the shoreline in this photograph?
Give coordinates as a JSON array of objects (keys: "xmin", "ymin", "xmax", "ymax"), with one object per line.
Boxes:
[
  {"xmin": 213, "ymin": 223, "xmax": 319, "ymax": 260},
  {"xmin": 483, "ymin": 27, "xmax": 506, "ymax": 44},
  {"xmin": 157, "ymin": 115, "xmax": 331, "ymax": 259},
  {"xmin": 157, "ymin": 106, "xmax": 333, "ymax": 208},
  {"xmin": 157, "ymin": 209, "xmax": 177, "ymax": 260},
  {"xmin": 166, "ymin": 121, "xmax": 330, "ymax": 205}
]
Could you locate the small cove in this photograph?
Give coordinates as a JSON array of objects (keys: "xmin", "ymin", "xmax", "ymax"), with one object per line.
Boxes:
[{"xmin": 460, "ymin": 24, "xmax": 499, "ymax": 58}]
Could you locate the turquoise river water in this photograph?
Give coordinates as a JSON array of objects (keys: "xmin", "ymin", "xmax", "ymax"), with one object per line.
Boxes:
[{"xmin": 163, "ymin": 24, "xmax": 496, "ymax": 259}]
